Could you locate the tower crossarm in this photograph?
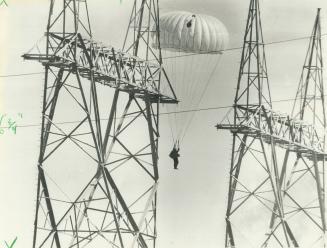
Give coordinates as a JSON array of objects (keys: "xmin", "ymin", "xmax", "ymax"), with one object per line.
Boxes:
[
  {"xmin": 22, "ymin": 32, "xmax": 177, "ymax": 104},
  {"xmin": 217, "ymin": 105, "xmax": 327, "ymax": 160}
]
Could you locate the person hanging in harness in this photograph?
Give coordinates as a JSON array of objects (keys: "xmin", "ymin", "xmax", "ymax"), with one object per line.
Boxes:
[{"xmin": 169, "ymin": 141, "xmax": 180, "ymax": 170}]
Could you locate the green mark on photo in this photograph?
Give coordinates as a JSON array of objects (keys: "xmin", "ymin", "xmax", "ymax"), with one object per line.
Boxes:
[
  {"xmin": 4, "ymin": 237, "xmax": 17, "ymax": 248},
  {"xmin": 0, "ymin": 0, "xmax": 8, "ymax": 7}
]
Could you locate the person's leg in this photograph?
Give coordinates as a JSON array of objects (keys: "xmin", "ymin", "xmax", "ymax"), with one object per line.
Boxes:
[{"xmin": 174, "ymin": 159, "xmax": 178, "ymax": 169}]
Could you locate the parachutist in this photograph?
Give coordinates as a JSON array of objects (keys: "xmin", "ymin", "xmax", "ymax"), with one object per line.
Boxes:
[{"xmin": 169, "ymin": 143, "xmax": 180, "ymax": 170}]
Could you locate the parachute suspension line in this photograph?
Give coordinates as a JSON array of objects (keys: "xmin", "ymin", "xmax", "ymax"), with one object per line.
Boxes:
[
  {"xmin": 176, "ymin": 53, "xmax": 213, "ymax": 142},
  {"xmin": 179, "ymin": 49, "xmax": 194, "ymax": 139},
  {"xmin": 167, "ymin": 56, "xmax": 176, "ymax": 143},
  {"xmin": 180, "ymin": 55, "xmax": 223, "ymax": 142},
  {"xmin": 168, "ymin": 108, "xmax": 176, "ymax": 142},
  {"xmin": 178, "ymin": 53, "xmax": 215, "ymax": 142},
  {"xmin": 178, "ymin": 53, "xmax": 202, "ymax": 138},
  {"xmin": 180, "ymin": 50, "xmax": 189, "ymax": 99},
  {"xmin": 188, "ymin": 54, "xmax": 209, "ymax": 106},
  {"xmin": 184, "ymin": 53, "xmax": 198, "ymax": 104},
  {"xmin": 163, "ymin": 48, "xmax": 184, "ymax": 144},
  {"xmin": 173, "ymin": 49, "xmax": 180, "ymax": 141},
  {"xmin": 170, "ymin": 49, "xmax": 177, "ymax": 143},
  {"xmin": 174, "ymin": 139, "xmax": 180, "ymax": 150},
  {"xmin": 171, "ymin": 49, "xmax": 178, "ymax": 140},
  {"xmin": 185, "ymin": 55, "xmax": 199, "ymax": 100},
  {"xmin": 178, "ymin": 54, "xmax": 209, "ymax": 141},
  {"xmin": 192, "ymin": 55, "xmax": 214, "ymax": 102},
  {"xmin": 176, "ymin": 52, "xmax": 197, "ymax": 141},
  {"xmin": 173, "ymin": 50, "xmax": 180, "ymax": 140},
  {"xmin": 172, "ymin": 50, "xmax": 178, "ymax": 134},
  {"xmin": 164, "ymin": 49, "xmax": 177, "ymax": 142},
  {"xmin": 178, "ymin": 49, "xmax": 191, "ymax": 140}
]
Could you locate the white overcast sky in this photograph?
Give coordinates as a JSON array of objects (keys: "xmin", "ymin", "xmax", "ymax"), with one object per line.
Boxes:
[{"xmin": 1, "ymin": 0, "xmax": 327, "ymax": 248}]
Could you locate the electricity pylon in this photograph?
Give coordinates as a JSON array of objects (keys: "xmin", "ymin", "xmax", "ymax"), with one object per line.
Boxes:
[
  {"xmin": 23, "ymin": 0, "xmax": 177, "ymax": 247},
  {"xmin": 217, "ymin": 1, "xmax": 326, "ymax": 247}
]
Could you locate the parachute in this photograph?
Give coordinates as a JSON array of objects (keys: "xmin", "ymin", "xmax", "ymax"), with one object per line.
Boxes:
[{"xmin": 152, "ymin": 11, "xmax": 229, "ymax": 143}]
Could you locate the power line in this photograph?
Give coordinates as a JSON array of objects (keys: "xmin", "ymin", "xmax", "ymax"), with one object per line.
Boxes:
[
  {"xmin": 2, "ymin": 96, "xmax": 311, "ymax": 129},
  {"xmin": 0, "ymin": 72, "xmax": 44, "ymax": 78},
  {"xmin": 162, "ymin": 33, "xmax": 327, "ymax": 60},
  {"xmin": 1, "ymin": 33, "xmax": 326, "ymax": 79},
  {"xmin": 9, "ymin": 106, "xmax": 231, "ymax": 129}
]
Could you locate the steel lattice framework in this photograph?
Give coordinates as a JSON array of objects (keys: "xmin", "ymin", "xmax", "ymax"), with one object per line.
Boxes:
[
  {"xmin": 23, "ymin": 0, "xmax": 177, "ymax": 247},
  {"xmin": 217, "ymin": 1, "xmax": 326, "ymax": 247}
]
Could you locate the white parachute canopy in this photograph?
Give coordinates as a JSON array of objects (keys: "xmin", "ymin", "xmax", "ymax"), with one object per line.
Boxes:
[
  {"xmin": 152, "ymin": 11, "xmax": 229, "ymax": 143},
  {"xmin": 153, "ymin": 11, "xmax": 228, "ymax": 53}
]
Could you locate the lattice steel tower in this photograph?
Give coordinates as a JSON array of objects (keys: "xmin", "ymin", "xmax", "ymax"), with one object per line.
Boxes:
[
  {"xmin": 23, "ymin": 0, "xmax": 177, "ymax": 247},
  {"xmin": 217, "ymin": 1, "xmax": 326, "ymax": 247}
]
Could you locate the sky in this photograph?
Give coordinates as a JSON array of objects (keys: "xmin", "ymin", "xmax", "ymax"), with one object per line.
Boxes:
[{"xmin": 1, "ymin": 0, "xmax": 327, "ymax": 248}]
